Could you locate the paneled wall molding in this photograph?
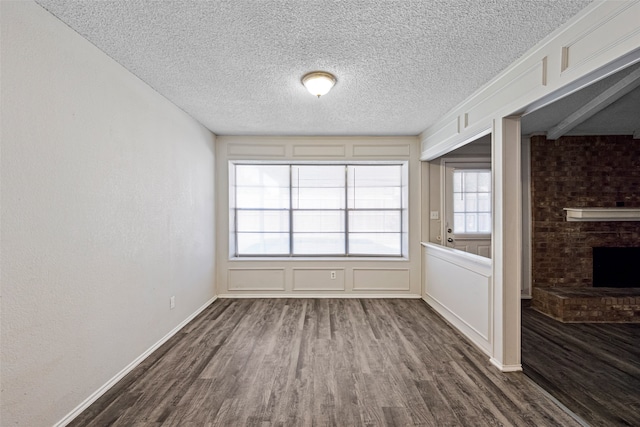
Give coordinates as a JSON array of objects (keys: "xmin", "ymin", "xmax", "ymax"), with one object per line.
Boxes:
[
  {"xmin": 216, "ymin": 136, "xmax": 422, "ymax": 297},
  {"xmin": 221, "ymin": 136, "xmax": 418, "ymax": 160},
  {"xmin": 420, "ymin": 0, "xmax": 640, "ymax": 160},
  {"xmin": 218, "ymin": 294, "xmax": 422, "ymax": 299},
  {"xmin": 422, "ymin": 243, "xmax": 492, "ymax": 355}
]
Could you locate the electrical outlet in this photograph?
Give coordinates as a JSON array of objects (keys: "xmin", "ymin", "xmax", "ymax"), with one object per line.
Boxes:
[
  {"xmin": 330, "ymin": 271, "xmax": 336, "ymax": 280},
  {"xmin": 430, "ymin": 211, "xmax": 439, "ymax": 220},
  {"xmin": 170, "ymin": 296, "xmax": 175, "ymax": 310}
]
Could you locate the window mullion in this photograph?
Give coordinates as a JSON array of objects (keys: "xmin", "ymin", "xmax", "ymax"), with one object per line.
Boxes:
[
  {"xmin": 344, "ymin": 164, "xmax": 349, "ymax": 256},
  {"xmin": 289, "ymin": 165, "xmax": 293, "ymax": 257},
  {"xmin": 399, "ymin": 165, "xmax": 403, "ymax": 258},
  {"xmin": 234, "ymin": 166, "xmax": 239, "ymax": 257}
]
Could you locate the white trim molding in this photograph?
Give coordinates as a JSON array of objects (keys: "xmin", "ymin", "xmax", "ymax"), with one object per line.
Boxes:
[
  {"xmin": 420, "ymin": 0, "xmax": 640, "ymax": 159},
  {"xmin": 422, "ymin": 243, "xmax": 493, "ymax": 355},
  {"xmin": 217, "ymin": 293, "xmax": 422, "ymax": 299},
  {"xmin": 490, "ymin": 358, "xmax": 523, "ymax": 373}
]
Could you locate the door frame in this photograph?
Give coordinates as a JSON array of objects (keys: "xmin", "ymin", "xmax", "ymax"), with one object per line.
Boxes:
[{"xmin": 439, "ymin": 157, "xmax": 492, "ymax": 252}]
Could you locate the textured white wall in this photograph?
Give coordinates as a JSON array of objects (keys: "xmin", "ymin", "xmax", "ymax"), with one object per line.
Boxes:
[{"xmin": 0, "ymin": 2, "xmax": 216, "ymax": 426}]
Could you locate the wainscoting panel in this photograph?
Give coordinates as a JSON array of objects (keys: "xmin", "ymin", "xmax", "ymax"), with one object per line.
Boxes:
[
  {"xmin": 228, "ymin": 268, "xmax": 286, "ymax": 291},
  {"xmin": 352, "ymin": 144, "xmax": 411, "ymax": 157},
  {"xmin": 227, "ymin": 144, "xmax": 286, "ymax": 157},
  {"xmin": 292, "ymin": 268, "xmax": 345, "ymax": 291},
  {"xmin": 423, "ymin": 243, "xmax": 492, "ymax": 354},
  {"xmin": 292, "ymin": 145, "xmax": 346, "ymax": 158},
  {"xmin": 561, "ymin": 1, "xmax": 640, "ymax": 74},
  {"xmin": 352, "ymin": 268, "xmax": 410, "ymax": 291}
]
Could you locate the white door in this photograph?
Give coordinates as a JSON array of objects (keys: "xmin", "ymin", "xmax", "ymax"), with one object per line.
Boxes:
[{"xmin": 443, "ymin": 161, "xmax": 492, "ymax": 258}]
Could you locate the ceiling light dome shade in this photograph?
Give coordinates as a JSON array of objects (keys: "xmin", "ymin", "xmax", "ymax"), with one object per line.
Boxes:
[{"xmin": 302, "ymin": 71, "xmax": 336, "ymax": 97}]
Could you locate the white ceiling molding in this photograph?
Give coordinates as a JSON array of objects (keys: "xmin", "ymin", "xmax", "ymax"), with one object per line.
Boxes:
[
  {"xmin": 546, "ymin": 66, "xmax": 640, "ymax": 140},
  {"xmin": 421, "ymin": 0, "xmax": 640, "ymax": 158}
]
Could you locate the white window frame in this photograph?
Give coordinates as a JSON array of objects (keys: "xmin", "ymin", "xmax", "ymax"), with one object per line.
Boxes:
[{"xmin": 229, "ymin": 160, "xmax": 409, "ymax": 258}]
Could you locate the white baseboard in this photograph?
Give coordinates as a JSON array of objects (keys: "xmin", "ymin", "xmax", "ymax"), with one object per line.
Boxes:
[
  {"xmin": 217, "ymin": 293, "xmax": 422, "ymax": 299},
  {"xmin": 54, "ymin": 296, "xmax": 218, "ymax": 427},
  {"xmin": 489, "ymin": 357, "xmax": 523, "ymax": 372},
  {"xmin": 422, "ymin": 296, "xmax": 491, "ymax": 356}
]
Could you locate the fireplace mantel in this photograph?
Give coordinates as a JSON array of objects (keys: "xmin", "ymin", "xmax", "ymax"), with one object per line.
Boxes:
[{"xmin": 564, "ymin": 207, "xmax": 640, "ymax": 222}]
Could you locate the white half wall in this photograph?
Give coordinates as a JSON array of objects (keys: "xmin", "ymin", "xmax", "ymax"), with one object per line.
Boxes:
[
  {"xmin": 0, "ymin": 2, "xmax": 216, "ymax": 426},
  {"xmin": 215, "ymin": 136, "xmax": 422, "ymax": 297},
  {"xmin": 422, "ymin": 243, "xmax": 492, "ymax": 355}
]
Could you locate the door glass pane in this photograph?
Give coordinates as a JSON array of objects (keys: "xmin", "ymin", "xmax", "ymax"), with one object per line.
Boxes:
[
  {"xmin": 478, "ymin": 172, "xmax": 490, "ymax": 192},
  {"xmin": 478, "ymin": 213, "xmax": 491, "ymax": 233},
  {"xmin": 454, "ymin": 213, "xmax": 465, "ymax": 234},
  {"xmin": 452, "ymin": 169, "xmax": 491, "ymax": 235},
  {"xmin": 465, "ymin": 213, "xmax": 477, "ymax": 232},
  {"xmin": 465, "ymin": 193, "xmax": 477, "ymax": 211},
  {"xmin": 478, "ymin": 193, "xmax": 490, "ymax": 212},
  {"xmin": 464, "ymin": 172, "xmax": 478, "ymax": 192}
]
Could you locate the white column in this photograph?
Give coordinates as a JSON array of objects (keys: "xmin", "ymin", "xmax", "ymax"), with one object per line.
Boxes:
[{"xmin": 490, "ymin": 117, "xmax": 522, "ymax": 371}]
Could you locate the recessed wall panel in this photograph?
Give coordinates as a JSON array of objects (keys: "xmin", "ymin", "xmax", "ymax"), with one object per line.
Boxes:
[
  {"xmin": 353, "ymin": 268, "xmax": 410, "ymax": 291},
  {"xmin": 353, "ymin": 144, "xmax": 410, "ymax": 158},
  {"xmin": 562, "ymin": 2, "xmax": 640, "ymax": 73},
  {"xmin": 292, "ymin": 268, "xmax": 345, "ymax": 291},
  {"xmin": 228, "ymin": 268, "xmax": 285, "ymax": 291},
  {"xmin": 293, "ymin": 145, "xmax": 346, "ymax": 157},
  {"xmin": 228, "ymin": 144, "xmax": 286, "ymax": 157}
]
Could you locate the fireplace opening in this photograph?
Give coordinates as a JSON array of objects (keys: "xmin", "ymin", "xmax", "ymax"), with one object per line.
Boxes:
[{"xmin": 593, "ymin": 247, "xmax": 640, "ymax": 288}]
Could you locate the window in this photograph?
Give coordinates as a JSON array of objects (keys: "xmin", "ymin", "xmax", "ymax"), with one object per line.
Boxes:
[
  {"xmin": 452, "ymin": 169, "xmax": 491, "ymax": 234},
  {"xmin": 231, "ymin": 162, "xmax": 407, "ymax": 257}
]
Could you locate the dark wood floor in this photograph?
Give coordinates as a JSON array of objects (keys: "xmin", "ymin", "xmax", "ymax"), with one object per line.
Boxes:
[
  {"xmin": 522, "ymin": 305, "xmax": 640, "ymax": 427},
  {"xmin": 72, "ymin": 299, "xmax": 581, "ymax": 426}
]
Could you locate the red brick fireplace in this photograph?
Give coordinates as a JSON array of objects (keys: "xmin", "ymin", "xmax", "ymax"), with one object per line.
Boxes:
[{"xmin": 530, "ymin": 135, "xmax": 640, "ymax": 322}]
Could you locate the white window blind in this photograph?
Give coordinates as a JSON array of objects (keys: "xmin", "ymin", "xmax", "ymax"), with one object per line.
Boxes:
[{"xmin": 232, "ymin": 163, "xmax": 405, "ymax": 257}]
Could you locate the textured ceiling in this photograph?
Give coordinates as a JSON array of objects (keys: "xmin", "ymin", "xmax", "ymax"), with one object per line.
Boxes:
[{"xmin": 35, "ymin": 0, "xmax": 593, "ymax": 136}]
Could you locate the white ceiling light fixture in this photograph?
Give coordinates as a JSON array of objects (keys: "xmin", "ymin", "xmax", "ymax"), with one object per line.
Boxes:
[{"xmin": 302, "ymin": 71, "xmax": 336, "ymax": 98}]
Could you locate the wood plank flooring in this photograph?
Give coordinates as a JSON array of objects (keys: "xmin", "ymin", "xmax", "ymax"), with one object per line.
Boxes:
[
  {"xmin": 71, "ymin": 299, "xmax": 581, "ymax": 426},
  {"xmin": 522, "ymin": 304, "xmax": 640, "ymax": 427}
]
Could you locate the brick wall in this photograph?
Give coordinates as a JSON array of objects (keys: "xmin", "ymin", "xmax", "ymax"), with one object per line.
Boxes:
[{"xmin": 530, "ymin": 135, "xmax": 640, "ymax": 288}]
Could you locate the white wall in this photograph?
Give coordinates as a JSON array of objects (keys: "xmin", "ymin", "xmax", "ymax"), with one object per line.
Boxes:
[
  {"xmin": 216, "ymin": 136, "xmax": 422, "ymax": 297},
  {"xmin": 0, "ymin": 2, "xmax": 216, "ymax": 426}
]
